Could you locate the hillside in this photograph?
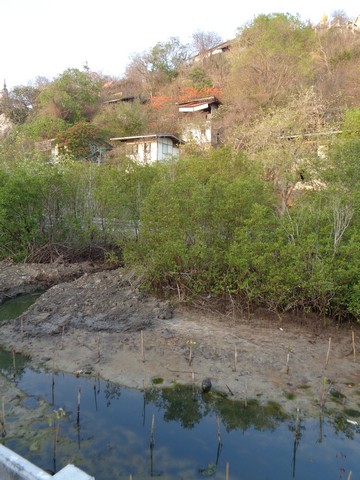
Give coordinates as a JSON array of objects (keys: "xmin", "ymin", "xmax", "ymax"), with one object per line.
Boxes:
[{"xmin": 0, "ymin": 13, "xmax": 359, "ymax": 322}]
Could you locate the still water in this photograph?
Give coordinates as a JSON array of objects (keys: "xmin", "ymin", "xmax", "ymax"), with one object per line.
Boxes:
[
  {"xmin": 1, "ymin": 296, "xmax": 360, "ymax": 479},
  {"xmin": 1, "ymin": 352, "xmax": 359, "ymax": 479},
  {"xmin": 0, "ymin": 291, "xmax": 43, "ymax": 321}
]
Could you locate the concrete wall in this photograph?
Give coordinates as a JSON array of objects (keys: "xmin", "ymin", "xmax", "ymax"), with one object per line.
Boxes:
[{"xmin": 0, "ymin": 445, "xmax": 94, "ymax": 480}]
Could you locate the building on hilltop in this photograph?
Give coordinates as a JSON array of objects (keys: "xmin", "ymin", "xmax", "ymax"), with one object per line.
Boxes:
[{"xmin": 191, "ymin": 40, "xmax": 232, "ymax": 64}]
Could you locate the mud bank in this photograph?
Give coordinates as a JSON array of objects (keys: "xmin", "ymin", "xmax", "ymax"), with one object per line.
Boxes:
[{"xmin": 1, "ymin": 263, "xmax": 360, "ymax": 417}]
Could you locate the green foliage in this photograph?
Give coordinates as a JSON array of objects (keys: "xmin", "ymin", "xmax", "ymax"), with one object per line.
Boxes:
[
  {"xmin": 0, "ymin": 158, "xmax": 114, "ymax": 261},
  {"xmin": 93, "ymin": 100, "xmax": 148, "ymax": 138},
  {"xmin": 341, "ymin": 108, "xmax": 360, "ymax": 138},
  {"xmin": 91, "ymin": 158, "xmax": 158, "ymax": 243},
  {"xmin": 237, "ymin": 13, "xmax": 313, "ymax": 55},
  {"xmin": 2, "ymin": 85, "xmax": 39, "ymax": 124},
  {"xmin": 330, "ymin": 49, "xmax": 358, "ymax": 66},
  {"xmin": 38, "ymin": 68, "xmax": 101, "ymax": 123},
  {"xmin": 125, "ymin": 149, "xmax": 275, "ymax": 296},
  {"xmin": 147, "ymin": 37, "xmax": 189, "ymax": 80},
  {"xmin": 20, "ymin": 115, "xmax": 68, "ymax": 140},
  {"xmin": 188, "ymin": 67, "xmax": 213, "ymax": 89},
  {"xmin": 0, "ymin": 163, "xmax": 45, "ymax": 260},
  {"xmin": 228, "ymin": 186, "xmax": 359, "ymax": 319},
  {"xmin": 0, "ymin": 139, "xmax": 359, "ymax": 321},
  {"xmin": 229, "ymin": 13, "xmax": 316, "ymax": 110},
  {"xmin": 122, "ymin": 143, "xmax": 359, "ymax": 322}
]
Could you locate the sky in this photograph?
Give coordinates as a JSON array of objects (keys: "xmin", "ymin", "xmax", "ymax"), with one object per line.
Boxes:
[{"xmin": 1, "ymin": 0, "xmax": 359, "ymax": 90}]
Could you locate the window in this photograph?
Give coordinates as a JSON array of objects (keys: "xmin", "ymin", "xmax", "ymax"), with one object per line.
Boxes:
[
  {"xmin": 161, "ymin": 139, "xmax": 172, "ymax": 156},
  {"xmin": 125, "ymin": 143, "xmax": 139, "ymax": 157}
]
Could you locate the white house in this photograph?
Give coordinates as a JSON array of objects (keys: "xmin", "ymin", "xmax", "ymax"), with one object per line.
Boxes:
[
  {"xmin": 177, "ymin": 96, "xmax": 222, "ymax": 147},
  {"xmin": 191, "ymin": 40, "xmax": 231, "ymax": 63},
  {"xmin": 110, "ymin": 134, "xmax": 183, "ymax": 164}
]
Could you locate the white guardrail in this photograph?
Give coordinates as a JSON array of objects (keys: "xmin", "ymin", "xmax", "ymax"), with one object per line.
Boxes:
[{"xmin": 0, "ymin": 444, "xmax": 94, "ymax": 480}]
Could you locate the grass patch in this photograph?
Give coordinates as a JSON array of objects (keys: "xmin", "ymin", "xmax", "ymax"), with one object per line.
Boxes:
[
  {"xmin": 152, "ymin": 377, "xmax": 164, "ymax": 385},
  {"xmin": 284, "ymin": 391, "xmax": 296, "ymax": 400}
]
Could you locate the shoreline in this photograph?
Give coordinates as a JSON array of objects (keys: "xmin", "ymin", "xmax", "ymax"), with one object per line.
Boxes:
[{"xmin": 0, "ymin": 264, "xmax": 360, "ymax": 419}]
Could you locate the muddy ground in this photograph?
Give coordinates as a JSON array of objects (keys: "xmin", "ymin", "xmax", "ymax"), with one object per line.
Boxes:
[{"xmin": 1, "ymin": 261, "xmax": 360, "ymax": 418}]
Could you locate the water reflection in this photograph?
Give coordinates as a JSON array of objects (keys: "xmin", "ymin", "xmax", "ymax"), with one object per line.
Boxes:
[
  {"xmin": 0, "ymin": 291, "xmax": 43, "ymax": 323},
  {"xmin": 0, "ymin": 290, "xmax": 359, "ymax": 478},
  {"xmin": 0, "ymin": 348, "xmax": 30, "ymax": 379},
  {"xmin": 0, "ymin": 364, "xmax": 359, "ymax": 479}
]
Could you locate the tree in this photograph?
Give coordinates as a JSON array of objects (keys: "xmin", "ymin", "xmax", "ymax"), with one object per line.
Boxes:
[
  {"xmin": 93, "ymin": 99, "xmax": 148, "ymax": 138},
  {"xmin": 38, "ymin": 68, "xmax": 102, "ymax": 123},
  {"xmin": 56, "ymin": 122, "xmax": 107, "ymax": 161},
  {"xmin": 20, "ymin": 115, "xmax": 67, "ymax": 141},
  {"xmin": 126, "ymin": 148, "xmax": 274, "ymax": 297},
  {"xmin": 187, "ymin": 67, "xmax": 213, "ymax": 89},
  {"xmin": 191, "ymin": 31, "xmax": 223, "ymax": 56},
  {"xmin": 229, "ymin": 88, "xmax": 336, "ymax": 214},
  {"xmin": 125, "ymin": 37, "xmax": 190, "ymax": 96},
  {"xmin": 225, "ymin": 14, "xmax": 316, "ymax": 119},
  {"xmin": 2, "ymin": 85, "xmax": 40, "ymax": 124},
  {"xmin": 315, "ymin": 24, "xmax": 360, "ymax": 106}
]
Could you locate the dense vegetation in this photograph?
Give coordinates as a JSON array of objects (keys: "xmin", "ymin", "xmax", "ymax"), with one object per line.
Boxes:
[{"xmin": 0, "ymin": 12, "xmax": 359, "ymax": 321}]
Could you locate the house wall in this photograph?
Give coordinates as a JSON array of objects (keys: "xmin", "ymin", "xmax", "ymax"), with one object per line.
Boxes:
[
  {"xmin": 181, "ymin": 122, "xmax": 212, "ymax": 145},
  {"xmin": 156, "ymin": 137, "xmax": 179, "ymax": 161},
  {"xmin": 121, "ymin": 138, "xmax": 179, "ymax": 164}
]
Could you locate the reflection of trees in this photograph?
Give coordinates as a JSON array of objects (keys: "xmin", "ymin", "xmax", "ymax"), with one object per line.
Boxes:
[
  {"xmin": 207, "ymin": 397, "xmax": 289, "ymax": 433},
  {"xmin": 145, "ymin": 386, "xmax": 289, "ymax": 432},
  {"xmin": 104, "ymin": 381, "xmax": 122, "ymax": 407},
  {"xmin": 145, "ymin": 386, "xmax": 209, "ymax": 429},
  {"xmin": 328, "ymin": 413, "xmax": 360, "ymax": 440},
  {"xmin": 288, "ymin": 410, "xmax": 305, "ymax": 478},
  {"xmin": 0, "ymin": 349, "xmax": 30, "ymax": 380}
]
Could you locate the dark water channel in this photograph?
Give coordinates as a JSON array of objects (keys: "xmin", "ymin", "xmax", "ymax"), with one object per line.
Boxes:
[{"xmin": 1, "ymin": 295, "xmax": 360, "ymax": 479}]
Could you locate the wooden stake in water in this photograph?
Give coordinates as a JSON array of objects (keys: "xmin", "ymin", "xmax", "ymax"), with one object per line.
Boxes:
[
  {"xmin": 325, "ymin": 337, "xmax": 331, "ymax": 368},
  {"xmin": 77, "ymin": 386, "xmax": 82, "ymax": 426},
  {"xmin": 150, "ymin": 414, "xmax": 155, "ymax": 448},
  {"xmin": 53, "ymin": 421, "xmax": 59, "ymax": 472},
  {"xmin": 52, "ymin": 353, "xmax": 55, "ymax": 388},
  {"xmin": 1, "ymin": 397, "xmax": 6, "ymax": 437},
  {"xmin": 225, "ymin": 462, "xmax": 229, "ymax": 480},
  {"xmin": 217, "ymin": 416, "xmax": 221, "ymax": 447},
  {"xmin": 143, "ymin": 368, "xmax": 147, "ymax": 393},
  {"xmin": 51, "ymin": 352, "xmax": 55, "ymax": 406},
  {"xmin": 93, "ymin": 377, "xmax": 98, "ymax": 412}
]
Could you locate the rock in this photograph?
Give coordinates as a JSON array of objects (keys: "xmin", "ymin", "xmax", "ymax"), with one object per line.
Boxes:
[{"xmin": 201, "ymin": 378, "xmax": 212, "ymax": 393}]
